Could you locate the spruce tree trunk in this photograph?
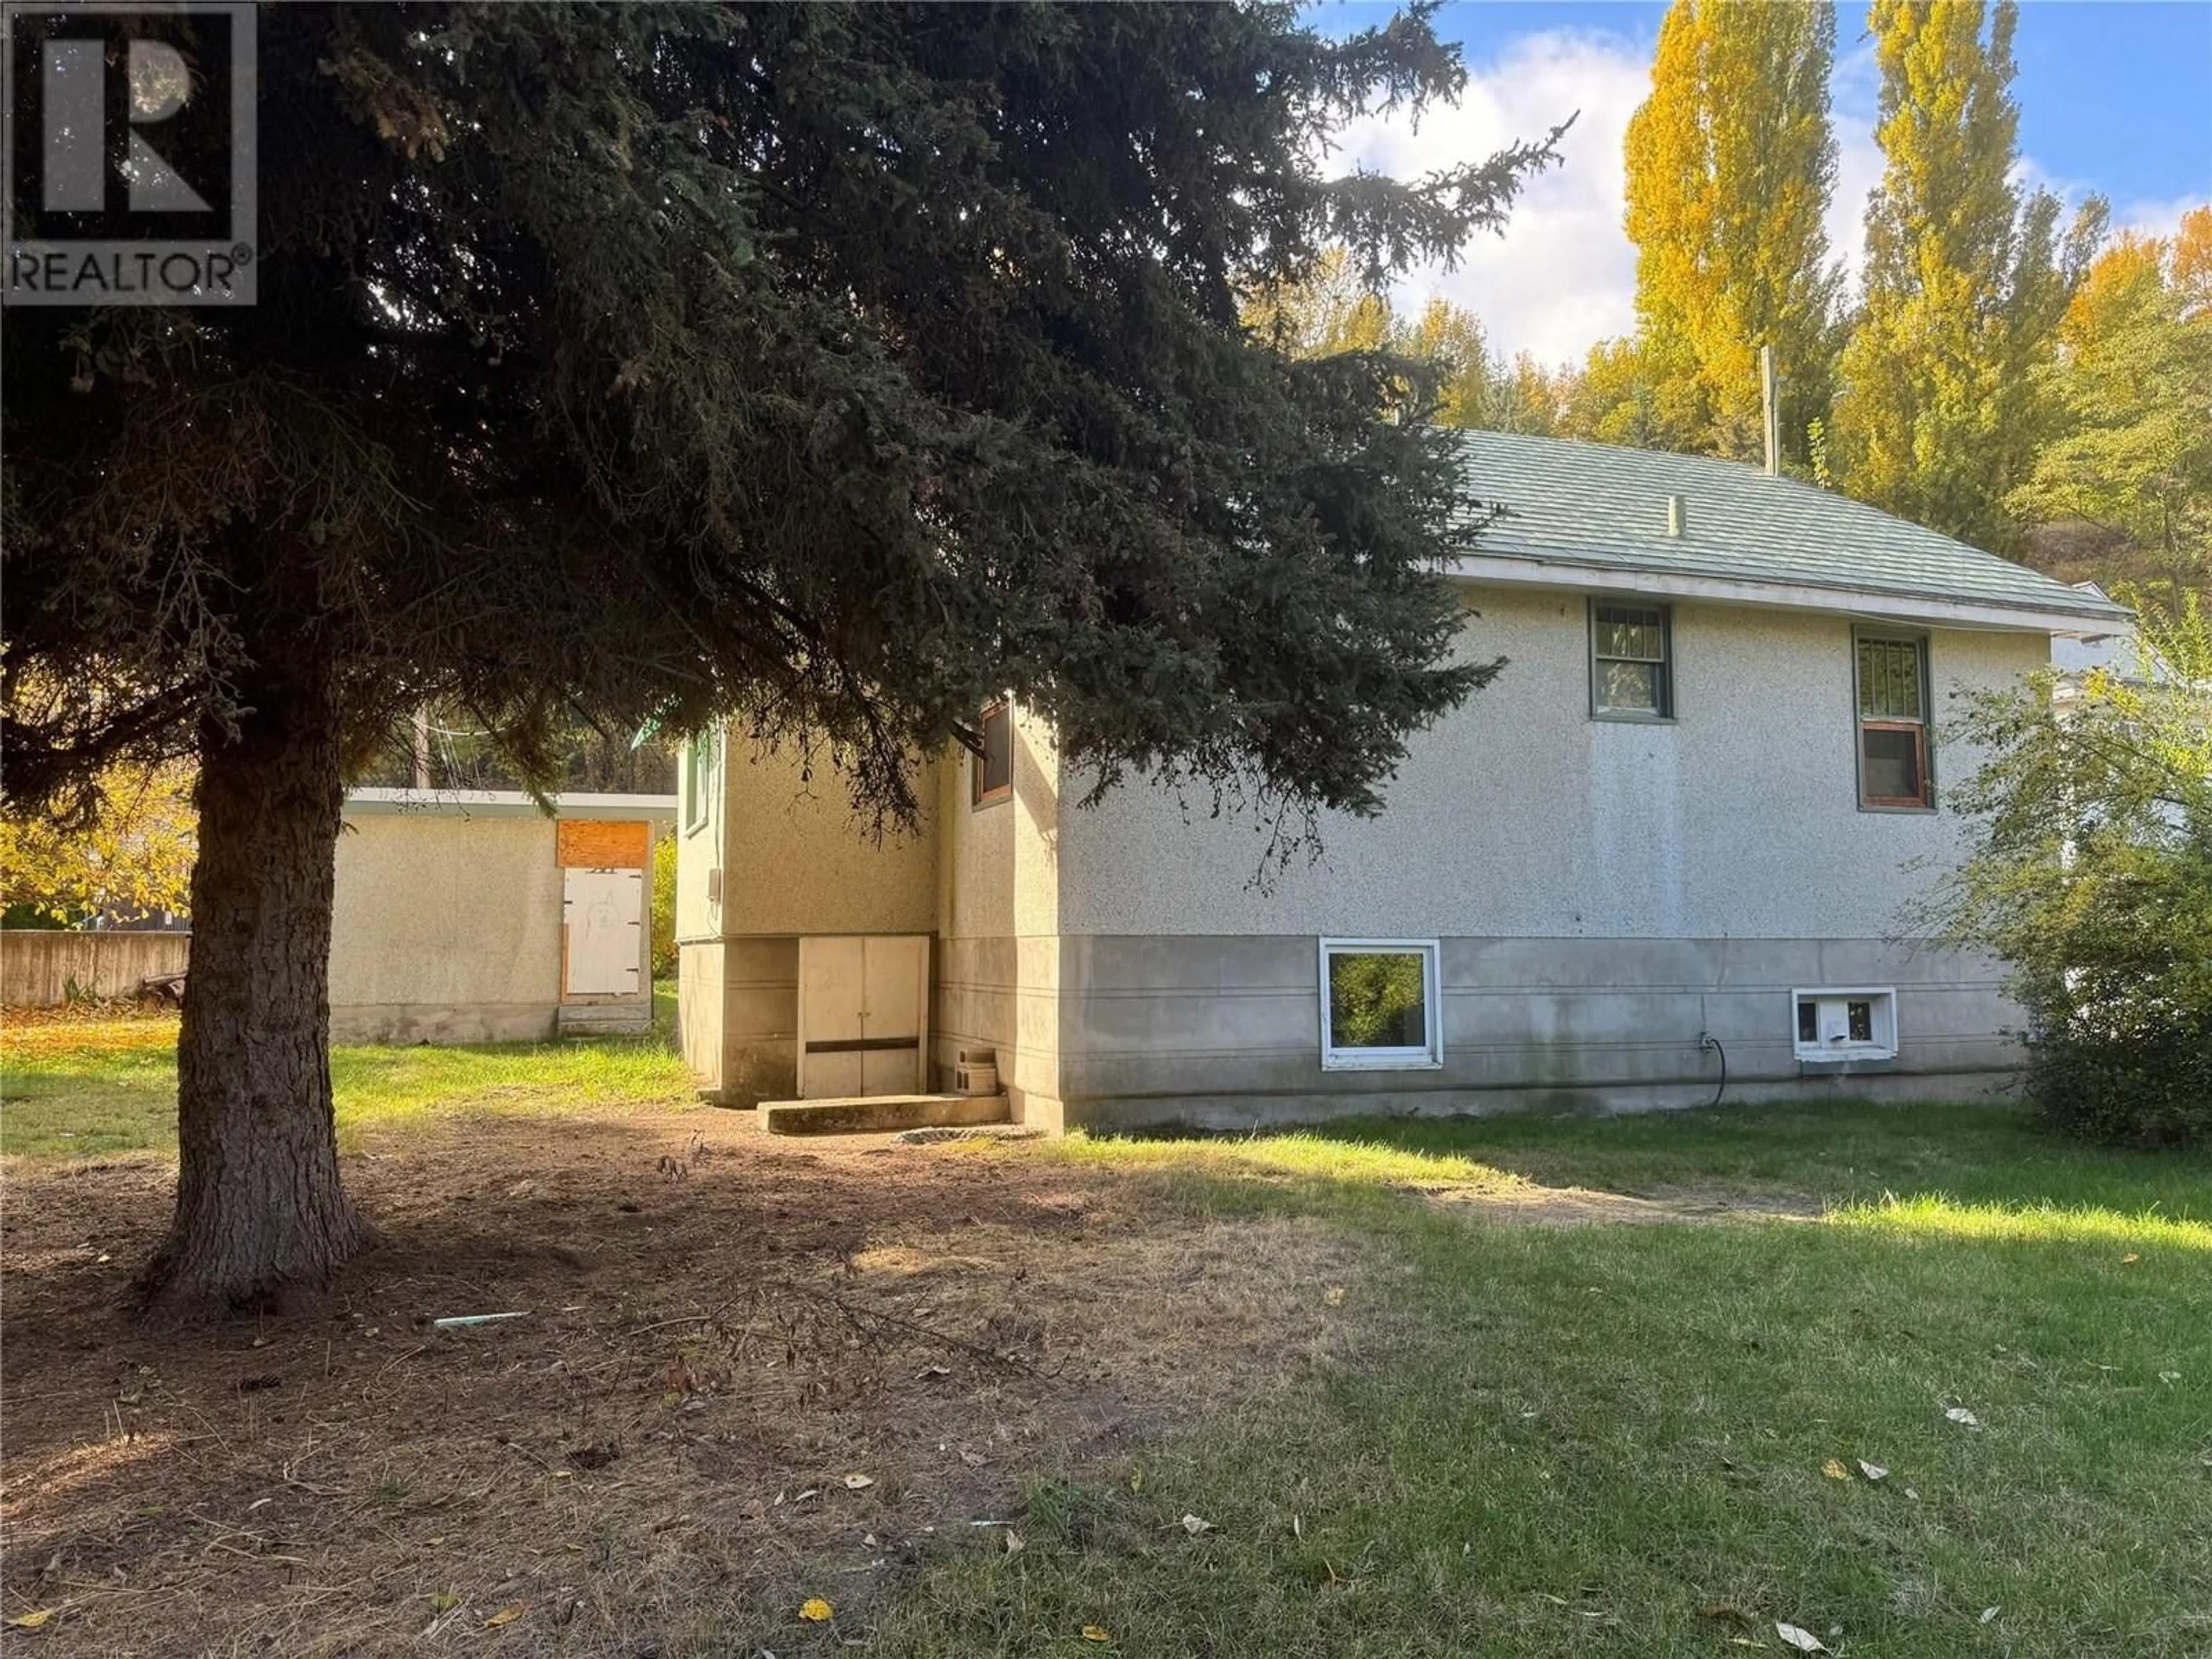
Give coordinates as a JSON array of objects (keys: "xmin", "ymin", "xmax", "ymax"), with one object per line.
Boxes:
[{"xmin": 139, "ymin": 660, "xmax": 374, "ymax": 1322}]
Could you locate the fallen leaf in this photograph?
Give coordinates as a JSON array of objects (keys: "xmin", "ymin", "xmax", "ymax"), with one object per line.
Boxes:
[
  {"xmin": 1904, "ymin": 1487, "xmax": 1921, "ymax": 1501},
  {"xmin": 2158, "ymin": 1371, "xmax": 2181, "ymax": 1384},
  {"xmin": 843, "ymin": 1474, "xmax": 875, "ymax": 1490},
  {"xmin": 1821, "ymin": 1459, "xmax": 1850, "ymax": 1480},
  {"xmin": 1944, "ymin": 1407, "xmax": 1979, "ymax": 1427},
  {"xmin": 960, "ymin": 1450, "xmax": 989, "ymax": 1469},
  {"xmin": 1003, "ymin": 1529, "xmax": 1024, "ymax": 1555},
  {"xmin": 1774, "ymin": 1621, "xmax": 1828, "ymax": 1653},
  {"xmin": 798, "ymin": 1598, "xmax": 834, "ymax": 1623},
  {"xmin": 1980, "ymin": 1607, "xmax": 2000, "ymax": 1624},
  {"xmin": 1858, "ymin": 1460, "xmax": 1889, "ymax": 1482},
  {"xmin": 1698, "ymin": 1604, "xmax": 1752, "ymax": 1624},
  {"xmin": 6, "ymin": 1609, "xmax": 55, "ymax": 1630},
  {"xmin": 1322, "ymin": 1286, "xmax": 1347, "ymax": 1306},
  {"xmin": 427, "ymin": 1592, "xmax": 458, "ymax": 1613},
  {"xmin": 483, "ymin": 1604, "xmax": 524, "ymax": 1629},
  {"xmin": 1128, "ymin": 1469, "xmax": 1143, "ymax": 1493},
  {"xmin": 1081, "ymin": 1627, "xmax": 1111, "ymax": 1644},
  {"xmin": 1181, "ymin": 1513, "xmax": 1214, "ymax": 1535},
  {"xmin": 2121, "ymin": 1253, "xmax": 2141, "ymax": 1264},
  {"xmin": 916, "ymin": 1365, "xmax": 951, "ymax": 1380}
]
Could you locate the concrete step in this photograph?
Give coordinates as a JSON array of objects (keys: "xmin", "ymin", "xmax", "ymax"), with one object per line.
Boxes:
[{"xmin": 757, "ymin": 1092, "xmax": 1010, "ymax": 1137}]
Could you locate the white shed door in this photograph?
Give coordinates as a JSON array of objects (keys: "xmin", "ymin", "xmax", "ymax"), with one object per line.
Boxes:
[
  {"xmin": 563, "ymin": 868, "xmax": 644, "ymax": 996},
  {"xmin": 798, "ymin": 934, "xmax": 928, "ymax": 1098}
]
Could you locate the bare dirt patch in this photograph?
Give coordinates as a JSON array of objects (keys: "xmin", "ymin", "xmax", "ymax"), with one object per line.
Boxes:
[{"xmin": 1, "ymin": 1113, "xmax": 1369, "ymax": 1656}]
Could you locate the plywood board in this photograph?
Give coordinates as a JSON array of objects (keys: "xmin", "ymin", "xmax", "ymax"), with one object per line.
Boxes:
[{"xmin": 556, "ymin": 819, "xmax": 650, "ymax": 869}]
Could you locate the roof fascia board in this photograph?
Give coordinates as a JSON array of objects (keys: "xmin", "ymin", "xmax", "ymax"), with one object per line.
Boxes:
[
  {"xmin": 344, "ymin": 788, "xmax": 679, "ymax": 819},
  {"xmin": 1445, "ymin": 554, "xmax": 2132, "ymax": 635}
]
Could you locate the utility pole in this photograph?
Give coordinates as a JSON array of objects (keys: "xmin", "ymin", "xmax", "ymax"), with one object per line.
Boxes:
[{"xmin": 1760, "ymin": 344, "xmax": 1781, "ymax": 476}]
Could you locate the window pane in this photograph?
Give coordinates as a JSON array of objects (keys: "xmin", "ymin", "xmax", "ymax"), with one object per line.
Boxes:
[
  {"xmin": 1595, "ymin": 607, "xmax": 1663, "ymax": 660},
  {"xmin": 1599, "ymin": 660, "xmax": 1658, "ymax": 712},
  {"xmin": 1847, "ymin": 1000, "xmax": 1873, "ymax": 1042},
  {"xmin": 1797, "ymin": 1000, "xmax": 1818, "ymax": 1044},
  {"xmin": 1858, "ymin": 639, "xmax": 1923, "ymax": 719},
  {"xmin": 1328, "ymin": 951, "xmax": 1429, "ymax": 1050},
  {"xmin": 1862, "ymin": 726, "xmax": 1923, "ymax": 802},
  {"xmin": 974, "ymin": 703, "xmax": 1012, "ymax": 802}
]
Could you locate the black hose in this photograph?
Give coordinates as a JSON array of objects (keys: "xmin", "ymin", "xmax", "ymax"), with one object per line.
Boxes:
[{"xmin": 1702, "ymin": 1035, "xmax": 1727, "ymax": 1109}]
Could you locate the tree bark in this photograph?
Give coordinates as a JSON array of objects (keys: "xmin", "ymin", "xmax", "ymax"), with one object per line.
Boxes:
[{"xmin": 138, "ymin": 657, "xmax": 374, "ymax": 1323}]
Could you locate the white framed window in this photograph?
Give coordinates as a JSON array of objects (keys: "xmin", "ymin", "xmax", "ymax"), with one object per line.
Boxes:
[
  {"xmin": 681, "ymin": 729, "xmax": 719, "ymax": 833},
  {"xmin": 1319, "ymin": 938, "xmax": 1443, "ymax": 1070},
  {"xmin": 1791, "ymin": 987, "xmax": 1899, "ymax": 1063}
]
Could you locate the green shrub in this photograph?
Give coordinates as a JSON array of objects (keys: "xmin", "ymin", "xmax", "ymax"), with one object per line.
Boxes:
[
  {"xmin": 1936, "ymin": 596, "xmax": 2212, "ymax": 1148},
  {"xmin": 650, "ymin": 834, "xmax": 678, "ymax": 980}
]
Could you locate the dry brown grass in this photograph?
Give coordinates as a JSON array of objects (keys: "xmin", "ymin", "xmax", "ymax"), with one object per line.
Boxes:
[{"xmin": 1, "ymin": 1112, "xmax": 1372, "ymax": 1655}]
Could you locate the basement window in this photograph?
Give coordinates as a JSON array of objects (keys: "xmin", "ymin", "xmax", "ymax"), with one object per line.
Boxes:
[
  {"xmin": 1855, "ymin": 633, "xmax": 1932, "ymax": 809},
  {"xmin": 1590, "ymin": 601, "xmax": 1674, "ymax": 719},
  {"xmin": 971, "ymin": 700, "xmax": 1013, "ymax": 808},
  {"xmin": 1792, "ymin": 987, "xmax": 1899, "ymax": 1063},
  {"xmin": 1320, "ymin": 938, "xmax": 1443, "ymax": 1071}
]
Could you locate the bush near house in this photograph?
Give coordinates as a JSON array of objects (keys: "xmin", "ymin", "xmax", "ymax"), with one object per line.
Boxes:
[{"xmin": 1938, "ymin": 596, "xmax": 2212, "ymax": 1146}]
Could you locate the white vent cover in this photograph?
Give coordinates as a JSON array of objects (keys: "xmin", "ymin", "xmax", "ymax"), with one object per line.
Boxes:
[{"xmin": 1792, "ymin": 987, "xmax": 1898, "ymax": 1063}]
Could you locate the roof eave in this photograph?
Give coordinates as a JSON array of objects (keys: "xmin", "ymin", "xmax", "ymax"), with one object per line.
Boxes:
[{"xmin": 1444, "ymin": 552, "xmax": 2134, "ymax": 635}]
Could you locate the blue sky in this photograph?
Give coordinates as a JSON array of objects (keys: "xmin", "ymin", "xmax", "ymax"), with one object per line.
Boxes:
[{"xmin": 1312, "ymin": 2, "xmax": 2212, "ymax": 363}]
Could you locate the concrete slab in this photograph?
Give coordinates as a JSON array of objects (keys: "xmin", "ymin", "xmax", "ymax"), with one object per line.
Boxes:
[{"xmin": 758, "ymin": 1092, "xmax": 1009, "ymax": 1136}]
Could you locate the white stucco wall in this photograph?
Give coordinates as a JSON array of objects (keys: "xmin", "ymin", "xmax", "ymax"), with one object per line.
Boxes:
[
  {"xmin": 1055, "ymin": 588, "xmax": 2048, "ymax": 940},
  {"xmin": 330, "ymin": 813, "xmax": 562, "ymax": 1041},
  {"xmin": 717, "ymin": 739, "xmax": 938, "ymax": 937}
]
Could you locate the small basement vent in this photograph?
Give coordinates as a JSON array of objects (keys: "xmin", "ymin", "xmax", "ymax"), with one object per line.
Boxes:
[{"xmin": 1793, "ymin": 987, "xmax": 1898, "ymax": 1063}]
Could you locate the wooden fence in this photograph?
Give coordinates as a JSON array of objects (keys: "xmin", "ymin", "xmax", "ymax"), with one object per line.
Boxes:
[{"xmin": 0, "ymin": 931, "xmax": 190, "ymax": 1007}]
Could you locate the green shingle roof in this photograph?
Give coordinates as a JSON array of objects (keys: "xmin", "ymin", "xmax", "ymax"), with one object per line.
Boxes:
[{"xmin": 1446, "ymin": 430, "xmax": 2131, "ymax": 626}]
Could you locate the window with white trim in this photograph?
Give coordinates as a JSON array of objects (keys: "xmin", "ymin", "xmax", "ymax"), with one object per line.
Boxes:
[
  {"xmin": 682, "ymin": 729, "xmax": 718, "ymax": 833},
  {"xmin": 1590, "ymin": 600, "xmax": 1674, "ymax": 719},
  {"xmin": 1855, "ymin": 632, "xmax": 1932, "ymax": 809},
  {"xmin": 1792, "ymin": 987, "xmax": 1899, "ymax": 1063},
  {"xmin": 1319, "ymin": 938, "xmax": 1442, "ymax": 1070}
]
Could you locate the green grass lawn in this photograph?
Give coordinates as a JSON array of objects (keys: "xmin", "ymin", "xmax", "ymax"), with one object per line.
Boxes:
[
  {"xmin": 877, "ymin": 1104, "xmax": 2212, "ymax": 1658},
  {"xmin": 5, "ymin": 1009, "xmax": 2206, "ymax": 1656},
  {"xmin": 0, "ymin": 988, "xmax": 695, "ymax": 1159}
]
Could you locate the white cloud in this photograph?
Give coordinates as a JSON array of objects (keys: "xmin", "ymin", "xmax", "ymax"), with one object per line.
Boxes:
[
  {"xmin": 1332, "ymin": 28, "xmax": 1649, "ymax": 366},
  {"xmin": 1330, "ymin": 24, "xmax": 2188, "ymax": 363},
  {"xmin": 2111, "ymin": 193, "xmax": 2205, "ymax": 243}
]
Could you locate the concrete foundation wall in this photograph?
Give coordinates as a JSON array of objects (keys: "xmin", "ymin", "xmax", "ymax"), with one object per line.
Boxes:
[
  {"xmin": 1, "ymin": 930, "xmax": 190, "ymax": 1007},
  {"xmin": 1054, "ymin": 932, "xmax": 2021, "ymax": 1130},
  {"xmin": 331, "ymin": 814, "xmax": 563, "ymax": 1043}
]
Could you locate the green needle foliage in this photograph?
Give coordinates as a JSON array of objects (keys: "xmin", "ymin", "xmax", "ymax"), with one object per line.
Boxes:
[{"xmin": 0, "ymin": 2, "xmax": 1562, "ymax": 1312}]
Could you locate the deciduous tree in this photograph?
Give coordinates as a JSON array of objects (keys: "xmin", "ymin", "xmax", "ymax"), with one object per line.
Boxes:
[
  {"xmin": 1622, "ymin": 0, "xmax": 1841, "ymax": 465},
  {"xmin": 0, "ymin": 3, "xmax": 1558, "ymax": 1318},
  {"xmin": 1831, "ymin": 0, "xmax": 2104, "ymax": 548},
  {"xmin": 2009, "ymin": 214, "xmax": 2212, "ymax": 606}
]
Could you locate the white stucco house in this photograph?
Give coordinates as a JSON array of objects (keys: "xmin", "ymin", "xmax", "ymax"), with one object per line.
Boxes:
[{"xmin": 675, "ymin": 431, "xmax": 2130, "ymax": 1131}]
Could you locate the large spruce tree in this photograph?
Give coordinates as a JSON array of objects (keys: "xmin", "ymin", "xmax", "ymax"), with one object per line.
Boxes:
[
  {"xmin": 1, "ymin": 4, "xmax": 1557, "ymax": 1317},
  {"xmin": 1620, "ymin": 0, "xmax": 1842, "ymax": 466},
  {"xmin": 1831, "ymin": 0, "xmax": 2104, "ymax": 548}
]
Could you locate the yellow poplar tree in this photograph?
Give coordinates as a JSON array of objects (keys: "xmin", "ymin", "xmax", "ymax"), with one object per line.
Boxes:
[
  {"xmin": 1831, "ymin": 0, "xmax": 2105, "ymax": 550},
  {"xmin": 1620, "ymin": 0, "xmax": 1842, "ymax": 464}
]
